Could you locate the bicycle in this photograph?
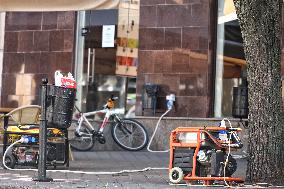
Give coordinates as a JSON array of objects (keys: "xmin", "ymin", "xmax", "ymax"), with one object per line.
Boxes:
[{"xmin": 69, "ymin": 96, "xmax": 149, "ymax": 151}]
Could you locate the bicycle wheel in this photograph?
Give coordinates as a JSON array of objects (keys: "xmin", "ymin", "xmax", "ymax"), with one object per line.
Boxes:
[
  {"xmin": 112, "ymin": 118, "xmax": 148, "ymax": 151},
  {"xmin": 69, "ymin": 121, "xmax": 94, "ymax": 151}
]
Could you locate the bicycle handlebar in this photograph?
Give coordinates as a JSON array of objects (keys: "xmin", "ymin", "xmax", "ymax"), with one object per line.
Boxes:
[
  {"xmin": 228, "ymin": 127, "xmax": 242, "ymax": 131},
  {"xmin": 103, "ymin": 95, "xmax": 119, "ymax": 109},
  {"xmin": 112, "ymin": 97, "xmax": 119, "ymax": 100},
  {"xmin": 73, "ymin": 96, "xmax": 119, "ymax": 111},
  {"xmin": 109, "ymin": 95, "xmax": 118, "ymax": 101}
]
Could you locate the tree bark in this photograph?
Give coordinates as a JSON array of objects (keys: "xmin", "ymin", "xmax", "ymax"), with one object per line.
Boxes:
[{"xmin": 233, "ymin": 0, "xmax": 284, "ymax": 185}]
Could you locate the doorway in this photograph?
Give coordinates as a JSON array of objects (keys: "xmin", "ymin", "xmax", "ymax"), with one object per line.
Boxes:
[{"xmin": 76, "ymin": 9, "xmax": 127, "ymax": 113}]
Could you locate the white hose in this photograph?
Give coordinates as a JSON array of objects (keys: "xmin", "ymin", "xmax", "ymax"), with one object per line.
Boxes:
[
  {"xmin": 147, "ymin": 109, "xmax": 171, "ymax": 153},
  {"xmin": 47, "ymin": 167, "xmax": 167, "ymax": 174}
]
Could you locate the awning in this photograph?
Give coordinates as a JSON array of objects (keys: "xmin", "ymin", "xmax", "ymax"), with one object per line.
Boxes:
[
  {"xmin": 218, "ymin": 0, "xmax": 237, "ymax": 24},
  {"xmin": 0, "ymin": 0, "xmax": 120, "ymax": 12}
]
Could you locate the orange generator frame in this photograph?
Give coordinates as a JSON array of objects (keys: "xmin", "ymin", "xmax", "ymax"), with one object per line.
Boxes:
[{"xmin": 168, "ymin": 126, "xmax": 244, "ymax": 186}]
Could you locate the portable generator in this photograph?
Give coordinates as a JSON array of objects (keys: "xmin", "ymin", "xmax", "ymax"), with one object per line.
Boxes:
[
  {"xmin": 4, "ymin": 125, "xmax": 68, "ymax": 169},
  {"xmin": 169, "ymin": 126, "xmax": 244, "ymax": 186}
]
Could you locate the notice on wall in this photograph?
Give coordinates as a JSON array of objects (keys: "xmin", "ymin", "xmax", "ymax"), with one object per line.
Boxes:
[{"xmin": 102, "ymin": 25, "xmax": 115, "ymax": 48}]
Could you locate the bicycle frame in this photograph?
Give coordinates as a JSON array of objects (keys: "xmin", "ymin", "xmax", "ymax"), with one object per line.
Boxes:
[
  {"xmin": 71, "ymin": 98, "xmax": 148, "ymax": 151},
  {"xmin": 76, "ymin": 108, "xmax": 121, "ymax": 136}
]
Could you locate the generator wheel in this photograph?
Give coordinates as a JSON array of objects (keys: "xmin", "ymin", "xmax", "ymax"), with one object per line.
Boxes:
[
  {"xmin": 169, "ymin": 167, "xmax": 184, "ymax": 184},
  {"xmin": 4, "ymin": 154, "xmax": 16, "ymax": 169}
]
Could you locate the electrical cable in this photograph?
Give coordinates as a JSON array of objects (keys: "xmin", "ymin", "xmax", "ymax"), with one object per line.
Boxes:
[
  {"xmin": 147, "ymin": 108, "xmax": 171, "ymax": 153},
  {"xmin": 2, "ymin": 138, "xmax": 168, "ymax": 174},
  {"xmin": 221, "ymin": 118, "xmax": 233, "ymax": 187},
  {"xmin": 3, "ymin": 104, "xmax": 241, "ymax": 186},
  {"xmin": 2, "ymin": 139, "xmax": 38, "ymax": 171},
  {"xmin": 3, "ymin": 104, "xmax": 174, "ymax": 173}
]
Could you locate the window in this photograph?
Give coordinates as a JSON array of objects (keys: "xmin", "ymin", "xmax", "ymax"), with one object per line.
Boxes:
[
  {"xmin": 75, "ymin": 1, "xmax": 140, "ymax": 115},
  {"xmin": 214, "ymin": 0, "xmax": 247, "ymax": 117}
]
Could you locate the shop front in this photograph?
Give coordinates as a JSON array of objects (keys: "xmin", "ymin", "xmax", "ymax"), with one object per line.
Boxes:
[
  {"xmin": 0, "ymin": 0, "xmax": 250, "ymax": 119},
  {"xmin": 2, "ymin": 0, "xmax": 282, "ymax": 149}
]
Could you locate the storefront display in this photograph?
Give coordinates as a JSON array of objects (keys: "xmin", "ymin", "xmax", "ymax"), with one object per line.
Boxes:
[{"xmin": 115, "ymin": 0, "xmax": 140, "ymax": 76}]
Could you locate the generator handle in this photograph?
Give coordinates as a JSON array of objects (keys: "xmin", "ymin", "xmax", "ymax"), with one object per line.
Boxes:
[
  {"xmin": 230, "ymin": 131, "xmax": 243, "ymax": 148},
  {"xmin": 228, "ymin": 127, "xmax": 242, "ymax": 131}
]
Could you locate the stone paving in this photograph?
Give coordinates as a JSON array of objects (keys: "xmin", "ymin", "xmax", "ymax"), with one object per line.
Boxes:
[{"xmin": 0, "ymin": 151, "xmax": 283, "ymax": 189}]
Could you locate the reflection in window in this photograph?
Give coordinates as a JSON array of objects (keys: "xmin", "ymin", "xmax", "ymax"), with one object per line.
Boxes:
[
  {"xmin": 75, "ymin": 1, "xmax": 140, "ymax": 115},
  {"xmin": 214, "ymin": 0, "xmax": 246, "ymax": 117}
]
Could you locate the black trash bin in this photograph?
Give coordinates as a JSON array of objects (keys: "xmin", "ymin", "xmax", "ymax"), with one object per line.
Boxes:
[
  {"xmin": 46, "ymin": 85, "xmax": 76, "ymax": 129},
  {"xmin": 232, "ymin": 86, "xmax": 248, "ymax": 118},
  {"xmin": 142, "ymin": 83, "xmax": 159, "ymax": 116}
]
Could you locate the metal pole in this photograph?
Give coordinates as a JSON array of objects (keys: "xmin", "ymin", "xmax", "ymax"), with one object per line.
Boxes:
[{"xmin": 33, "ymin": 78, "xmax": 52, "ymax": 182}]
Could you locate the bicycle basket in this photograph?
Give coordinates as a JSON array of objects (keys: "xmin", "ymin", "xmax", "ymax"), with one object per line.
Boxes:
[{"xmin": 46, "ymin": 85, "xmax": 76, "ymax": 129}]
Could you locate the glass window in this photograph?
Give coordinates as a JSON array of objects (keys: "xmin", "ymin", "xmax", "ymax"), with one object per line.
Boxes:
[
  {"xmin": 214, "ymin": 0, "xmax": 247, "ymax": 117},
  {"xmin": 75, "ymin": 1, "xmax": 140, "ymax": 116}
]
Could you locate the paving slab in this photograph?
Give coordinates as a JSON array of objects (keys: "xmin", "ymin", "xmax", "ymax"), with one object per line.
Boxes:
[{"xmin": 0, "ymin": 151, "xmax": 283, "ymax": 189}]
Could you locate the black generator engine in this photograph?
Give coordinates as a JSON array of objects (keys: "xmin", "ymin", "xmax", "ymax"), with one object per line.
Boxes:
[
  {"xmin": 172, "ymin": 148, "xmax": 237, "ymax": 179},
  {"xmin": 10, "ymin": 143, "xmax": 65, "ymax": 167}
]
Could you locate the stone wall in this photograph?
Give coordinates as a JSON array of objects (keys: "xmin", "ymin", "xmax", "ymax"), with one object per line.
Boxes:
[
  {"xmin": 1, "ymin": 12, "xmax": 76, "ymax": 107},
  {"xmin": 136, "ymin": 0, "xmax": 216, "ymax": 117}
]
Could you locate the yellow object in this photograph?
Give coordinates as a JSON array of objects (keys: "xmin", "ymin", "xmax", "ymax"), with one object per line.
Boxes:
[
  {"xmin": 7, "ymin": 134, "xmax": 21, "ymax": 143},
  {"xmin": 224, "ymin": 0, "xmax": 236, "ymax": 15},
  {"xmin": 107, "ymin": 99, "xmax": 115, "ymax": 109},
  {"xmin": 6, "ymin": 126, "xmax": 39, "ymax": 134},
  {"xmin": 6, "ymin": 126, "xmax": 62, "ymax": 135},
  {"xmin": 52, "ymin": 128, "xmax": 62, "ymax": 135}
]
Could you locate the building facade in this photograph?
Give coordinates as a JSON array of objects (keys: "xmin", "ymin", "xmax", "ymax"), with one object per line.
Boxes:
[
  {"xmin": 0, "ymin": 0, "xmax": 283, "ymax": 120},
  {"xmin": 1, "ymin": 12, "xmax": 76, "ymax": 107}
]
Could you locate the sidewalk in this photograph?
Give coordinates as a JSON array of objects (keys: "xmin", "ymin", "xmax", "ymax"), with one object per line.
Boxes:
[{"xmin": 0, "ymin": 151, "xmax": 282, "ymax": 189}]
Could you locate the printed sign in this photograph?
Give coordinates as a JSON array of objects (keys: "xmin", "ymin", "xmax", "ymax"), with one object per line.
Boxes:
[{"xmin": 102, "ymin": 25, "xmax": 115, "ymax": 48}]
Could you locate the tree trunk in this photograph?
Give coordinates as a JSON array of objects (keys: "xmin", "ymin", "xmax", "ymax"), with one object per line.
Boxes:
[{"xmin": 233, "ymin": 0, "xmax": 284, "ymax": 185}]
